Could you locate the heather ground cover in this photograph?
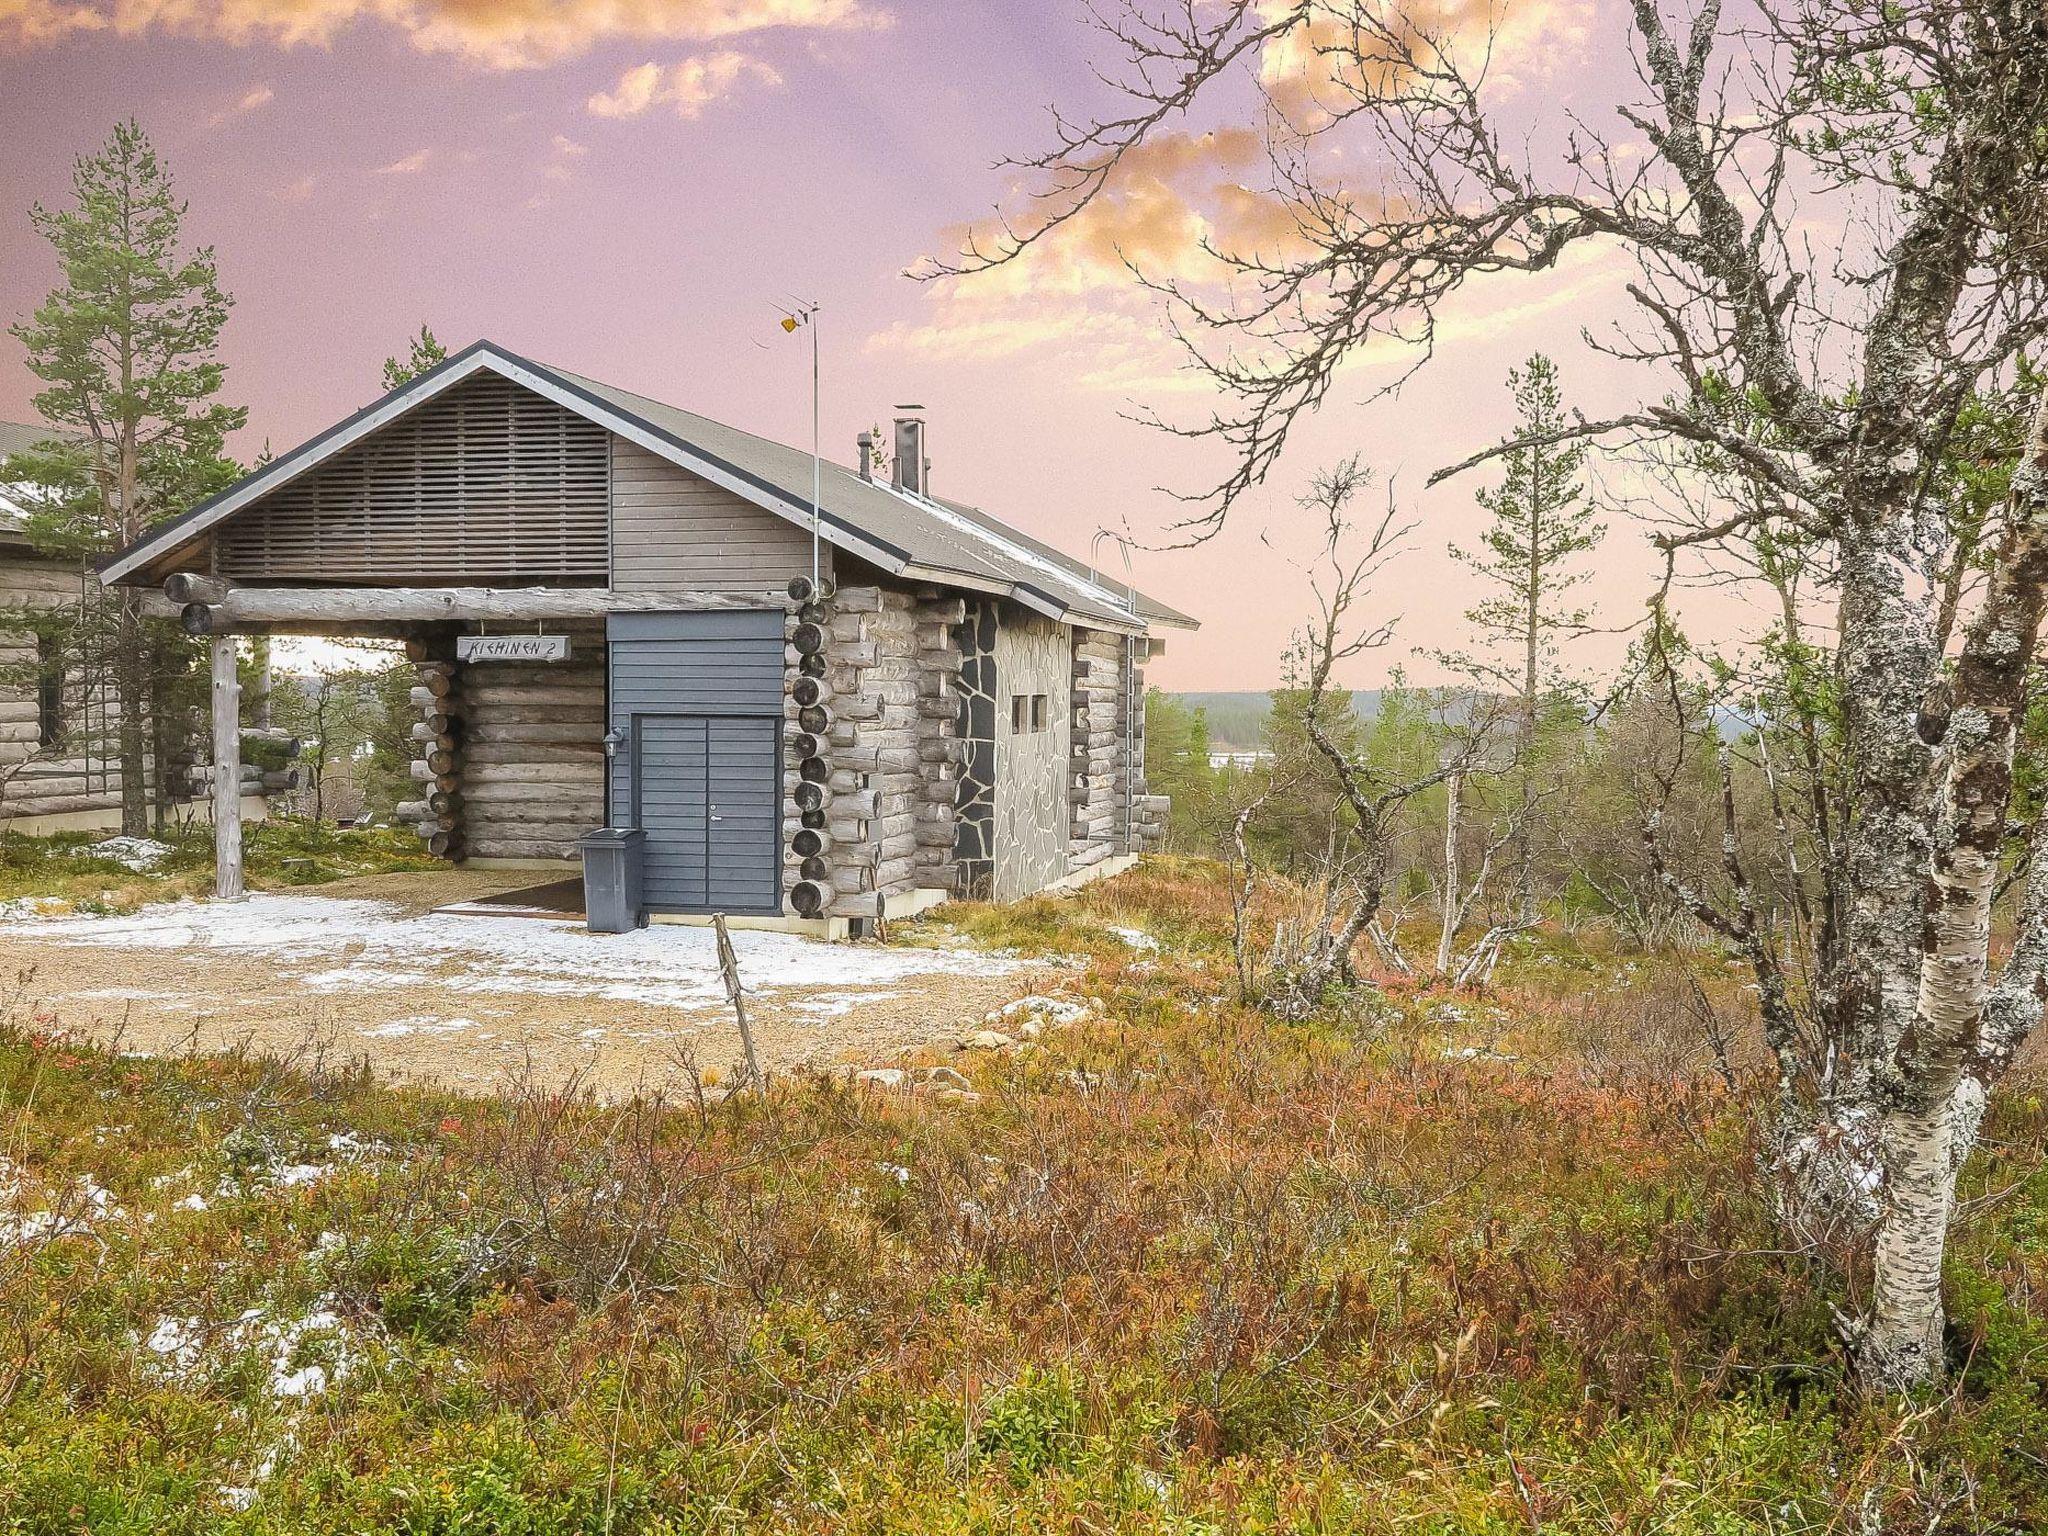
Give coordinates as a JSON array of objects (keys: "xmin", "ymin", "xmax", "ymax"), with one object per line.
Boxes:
[{"xmin": 2, "ymin": 860, "xmax": 2043, "ymax": 1532}]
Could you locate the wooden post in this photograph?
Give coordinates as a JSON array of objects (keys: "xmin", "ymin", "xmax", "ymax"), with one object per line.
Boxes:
[
  {"xmin": 712, "ymin": 912, "xmax": 761, "ymax": 1092},
  {"xmin": 211, "ymin": 637, "xmax": 245, "ymax": 901}
]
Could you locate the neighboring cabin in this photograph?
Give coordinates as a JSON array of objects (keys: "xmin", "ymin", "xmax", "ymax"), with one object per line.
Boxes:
[
  {"xmin": 0, "ymin": 419, "xmax": 219, "ymax": 832},
  {"xmin": 101, "ymin": 342, "xmax": 1196, "ymax": 933}
]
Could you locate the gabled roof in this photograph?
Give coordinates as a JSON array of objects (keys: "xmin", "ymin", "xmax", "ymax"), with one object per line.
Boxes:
[
  {"xmin": 98, "ymin": 341, "xmax": 1196, "ymax": 635},
  {"xmin": 0, "ymin": 419, "xmax": 70, "ymax": 544}
]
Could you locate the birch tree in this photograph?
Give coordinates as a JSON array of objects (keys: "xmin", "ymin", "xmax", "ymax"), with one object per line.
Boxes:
[{"xmin": 942, "ymin": 0, "xmax": 2048, "ymax": 1390}]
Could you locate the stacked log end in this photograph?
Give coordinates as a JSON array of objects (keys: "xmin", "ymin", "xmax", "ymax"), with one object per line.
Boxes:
[
  {"xmin": 1129, "ymin": 638, "xmax": 1164, "ymax": 851},
  {"xmin": 911, "ymin": 593, "xmax": 965, "ymax": 891},
  {"xmin": 399, "ymin": 658, "xmax": 463, "ymax": 859},
  {"xmin": 799, "ymin": 583, "xmax": 963, "ymax": 925},
  {"xmin": 1068, "ymin": 630, "xmax": 1125, "ymax": 868},
  {"xmin": 784, "ymin": 580, "xmax": 832, "ymax": 918},
  {"xmin": 235, "ymin": 727, "xmax": 304, "ymax": 802}
]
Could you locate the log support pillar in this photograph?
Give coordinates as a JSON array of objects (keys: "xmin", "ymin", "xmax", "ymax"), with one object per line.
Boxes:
[{"xmin": 211, "ymin": 637, "xmax": 245, "ymax": 901}]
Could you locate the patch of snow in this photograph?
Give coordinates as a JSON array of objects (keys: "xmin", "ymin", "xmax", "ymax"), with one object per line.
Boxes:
[
  {"xmin": 9, "ymin": 894, "xmax": 1025, "ymax": 1012},
  {"xmin": 75, "ymin": 836, "xmax": 172, "ymax": 871},
  {"xmin": 0, "ymin": 895, "xmax": 69, "ymax": 920},
  {"xmin": 1107, "ymin": 926, "xmax": 1159, "ymax": 953},
  {"xmin": 1442, "ymin": 1045, "xmax": 1517, "ymax": 1062},
  {"xmin": 146, "ymin": 1297, "xmax": 356, "ymax": 1401},
  {"xmin": 797, "ymin": 990, "xmax": 902, "ymax": 1018},
  {"xmin": 357, "ymin": 1016, "xmax": 478, "ymax": 1039},
  {"xmin": 218, "ymin": 1130, "xmax": 383, "ymax": 1198},
  {"xmin": 989, "ymin": 995, "xmax": 1092, "ymax": 1027},
  {"xmin": 146, "ymin": 1314, "xmax": 213, "ymax": 1370},
  {"xmin": 0, "ymin": 1158, "xmax": 123, "ymax": 1248}
]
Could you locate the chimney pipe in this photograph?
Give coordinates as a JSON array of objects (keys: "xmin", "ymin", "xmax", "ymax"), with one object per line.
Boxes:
[
  {"xmin": 856, "ymin": 429, "xmax": 874, "ymax": 482},
  {"xmin": 892, "ymin": 409, "xmax": 927, "ymax": 498}
]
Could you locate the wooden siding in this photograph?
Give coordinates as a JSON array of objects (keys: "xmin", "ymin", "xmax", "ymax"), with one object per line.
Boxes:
[
  {"xmin": 610, "ymin": 439, "xmax": 827, "ymax": 594},
  {"xmin": 216, "ymin": 373, "xmax": 610, "ymax": 584}
]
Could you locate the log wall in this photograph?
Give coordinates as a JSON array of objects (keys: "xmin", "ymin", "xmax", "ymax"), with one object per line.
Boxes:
[
  {"xmin": 1068, "ymin": 628, "xmax": 1162, "ymax": 865},
  {"xmin": 0, "ymin": 552, "xmax": 173, "ymax": 824},
  {"xmin": 796, "ymin": 583, "xmax": 963, "ymax": 924},
  {"xmin": 401, "ymin": 623, "xmax": 607, "ymax": 861}
]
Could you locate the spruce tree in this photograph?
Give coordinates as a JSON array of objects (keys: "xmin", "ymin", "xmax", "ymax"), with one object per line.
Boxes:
[{"xmin": 1443, "ymin": 354, "xmax": 1603, "ymax": 921}]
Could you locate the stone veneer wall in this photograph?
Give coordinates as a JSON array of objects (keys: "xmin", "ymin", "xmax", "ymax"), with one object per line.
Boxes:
[
  {"xmin": 991, "ymin": 612, "xmax": 1072, "ymax": 901},
  {"xmin": 951, "ymin": 599, "xmax": 997, "ymax": 899}
]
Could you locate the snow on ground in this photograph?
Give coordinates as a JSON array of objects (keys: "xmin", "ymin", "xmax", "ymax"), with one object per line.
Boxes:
[
  {"xmin": 76, "ymin": 836, "xmax": 173, "ymax": 871},
  {"xmin": 4, "ymin": 893, "xmax": 1025, "ymax": 1012},
  {"xmin": 0, "ymin": 1157, "xmax": 123, "ymax": 1249}
]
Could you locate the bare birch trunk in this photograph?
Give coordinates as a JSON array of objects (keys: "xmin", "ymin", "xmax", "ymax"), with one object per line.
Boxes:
[
  {"xmin": 1862, "ymin": 388, "xmax": 2048, "ymax": 1389},
  {"xmin": 1436, "ymin": 768, "xmax": 1461, "ymax": 976}
]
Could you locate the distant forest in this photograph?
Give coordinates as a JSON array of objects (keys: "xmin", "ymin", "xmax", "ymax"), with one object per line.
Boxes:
[{"xmin": 1172, "ymin": 691, "xmax": 1386, "ymax": 750}]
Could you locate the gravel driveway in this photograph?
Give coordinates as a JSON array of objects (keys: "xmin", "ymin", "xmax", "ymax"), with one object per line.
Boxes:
[{"xmin": 0, "ymin": 872, "xmax": 1061, "ymax": 1097}]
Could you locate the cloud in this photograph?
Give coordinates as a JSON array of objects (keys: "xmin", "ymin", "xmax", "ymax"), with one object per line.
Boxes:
[
  {"xmin": 374, "ymin": 147, "xmax": 431, "ymax": 174},
  {"xmin": 1256, "ymin": 0, "xmax": 1593, "ymax": 127},
  {"xmin": 273, "ymin": 173, "xmax": 316, "ymax": 202},
  {"xmin": 206, "ymin": 81, "xmax": 272, "ymax": 125},
  {"xmin": 539, "ymin": 132, "xmax": 588, "ymax": 181},
  {"xmin": 587, "ymin": 49, "xmax": 781, "ymax": 118},
  {"xmin": 0, "ymin": 0, "xmax": 888, "ymax": 68},
  {"xmin": 0, "ymin": 0, "xmax": 106, "ymax": 44},
  {"xmin": 884, "ymin": 0, "xmax": 1598, "ymax": 394},
  {"xmin": 880, "ymin": 127, "xmax": 1309, "ymax": 392}
]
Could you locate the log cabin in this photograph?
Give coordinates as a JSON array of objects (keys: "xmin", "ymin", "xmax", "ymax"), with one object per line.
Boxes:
[
  {"xmin": 98, "ymin": 342, "xmax": 1196, "ymax": 933},
  {"xmin": 0, "ymin": 419, "xmax": 238, "ymax": 832}
]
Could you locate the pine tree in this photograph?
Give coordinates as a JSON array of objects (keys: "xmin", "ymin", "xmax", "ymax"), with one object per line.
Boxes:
[
  {"xmin": 8, "ymin": 122, "xmax": 244, "ymax": 834},
  {"xmin": 382, "ymin": 324, "xmax": 449, "ymax": 392},
  {"xmin": 1443, "ymin": 354, "xmax": 1603, "ymax": 921}
]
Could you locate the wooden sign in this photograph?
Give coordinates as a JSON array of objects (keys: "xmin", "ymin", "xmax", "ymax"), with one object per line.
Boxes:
[{"xmin": 457, "ymin": 634, "xmax": 570, "ymax": 663}]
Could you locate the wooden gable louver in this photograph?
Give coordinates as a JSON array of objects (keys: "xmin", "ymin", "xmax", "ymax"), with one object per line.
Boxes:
[{"xmin": 214, "ymin": 373, "xmax": 611, "ymax": 584}]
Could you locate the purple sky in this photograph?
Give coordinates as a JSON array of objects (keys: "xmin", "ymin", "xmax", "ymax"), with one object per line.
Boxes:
[{"xmin": 0, "ymin": 0, "xmax": 1776, "ymax": 691}]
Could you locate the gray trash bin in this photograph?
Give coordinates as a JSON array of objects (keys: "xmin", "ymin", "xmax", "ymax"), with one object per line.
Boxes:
[{"xmin": 578, "ymin": 826, "xmax": 646, "ymax": 933}]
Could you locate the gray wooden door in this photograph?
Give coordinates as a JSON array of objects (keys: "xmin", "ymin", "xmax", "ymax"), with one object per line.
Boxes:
[{"xmin": 608, "ymin": 611, "xmax": 783, "ymax": 916}]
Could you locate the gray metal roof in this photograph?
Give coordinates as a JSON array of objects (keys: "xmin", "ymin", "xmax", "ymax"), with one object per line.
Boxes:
[
  {"xmin": 550, "ymin": 363, "xmax": 1196, "ymax": 632},
  {"xmin": 99, "ymin": 341, "xmax": 1197, "ymax": 635}
]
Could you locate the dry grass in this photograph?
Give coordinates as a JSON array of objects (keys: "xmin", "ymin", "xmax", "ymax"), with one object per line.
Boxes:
[{"xmin": 1, "ymin": 860, "xmax": 2043, "ymax": 1532}]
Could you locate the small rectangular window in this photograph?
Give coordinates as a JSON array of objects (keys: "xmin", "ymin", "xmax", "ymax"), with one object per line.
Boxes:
[
  {"xmin": 1030, "ymin": 694, "xmax": 1047, "ymax": 731},
  {"xmin": 35, "ymin": 633, "xmax": 63, "ymax": 750},
  {"xmin": 1011, "ymin": 694, "xmax": 1029, "ymax": 733}
]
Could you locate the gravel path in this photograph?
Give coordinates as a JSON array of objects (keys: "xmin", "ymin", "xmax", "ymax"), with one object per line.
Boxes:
[{"xmin": 0, "ymin": 872, "xmax": 1065, "ymax": 1097}]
